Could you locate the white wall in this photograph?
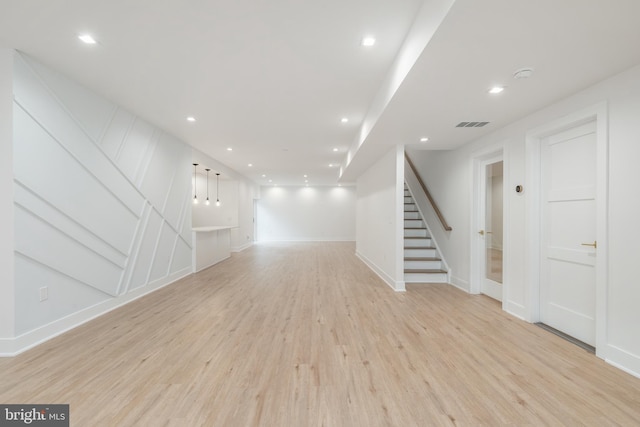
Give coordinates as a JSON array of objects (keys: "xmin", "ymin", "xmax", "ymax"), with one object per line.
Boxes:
[
  {"xmin": 192, "ymin": 175, "xmax": 239, "ymax": 228},
  {"xmin": 3, "ymin": 52, "xmax": 193, "ymax": 355},
  {"xmin": 408, "ymin": 62, "xmax": 640, "ymax": 377},
  {"xmin": 355, "ymin": 146, "xmax": 405, "ymax": 291},
  {"xmin": 0, "ymin": 49, "xmax": 15, "ymax": 341},
  {"xmin": 233, "ymin": 179, "xmax": 259, "ymax": 250},
  {"xmin": 191, "ymin": 149, "xmax": 259, "ymax": 251},
  {"xmin": 257, "ymin": 185, "xmax": 356, "ymax": 242}
]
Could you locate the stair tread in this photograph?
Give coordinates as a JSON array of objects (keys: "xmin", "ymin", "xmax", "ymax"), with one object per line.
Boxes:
[
  {"xmin": 404, "ymin": 227, "xmax": 426, "ymax": 230},
  {"xmin": 404, "ymin": 269, "xmax": 448, "ymax": 274},
  {"xmin": 404, "ymin": 236, "xmax": 431, "ymax": 239},
  {"xmin": 404, "ymin": 257, "xmax": 441, "ymax": 261},
  {"xmin": 404, "ymin": 246, "xmax": 435, "ymax": 250}
]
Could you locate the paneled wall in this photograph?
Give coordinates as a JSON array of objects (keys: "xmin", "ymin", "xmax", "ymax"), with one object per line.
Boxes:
[{"xmin": 11, "ymin": 53, "xmax": 192, "ymax": 340}]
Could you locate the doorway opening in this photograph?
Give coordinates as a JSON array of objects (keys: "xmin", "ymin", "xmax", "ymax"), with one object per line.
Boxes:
[{"xmin": 471, "ymin": 150, "xmax": 505, "ymax": 303}]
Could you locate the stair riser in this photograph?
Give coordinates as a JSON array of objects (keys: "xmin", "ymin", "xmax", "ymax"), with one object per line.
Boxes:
[
  {"xmin": 404, "ymin": 212, "xmax": 420, "ymax": 220},
  {"xmin": 404, "ymin": 229, "xmax": 428, "ymax": 238},
  {"xmin": 404, "ymin": 238, "xmax": 432, "ymax": 247},
  {"xmin": 404, "ymin": 204, "xmax": 418, "ymax": 212},
  {"xmin": 404, "ymin": 196, "xmax": 413, "ymax": 203},
  {"xmin": 404, "ymin": 219, "xmax": 423, "ymax": 228},
  {"xmin": 404, "ymin": 260, "xmax": 443, "ymax": 269},
  {"xmin": 404, "ymin": 248, "xmax": 437, "ymax": 257},
  {"xmin": 404, "ymin": 272, "xmax": 448, "ymax": 283}
]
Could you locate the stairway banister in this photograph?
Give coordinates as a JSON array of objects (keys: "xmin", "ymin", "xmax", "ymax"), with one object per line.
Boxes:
[{"xmin": 405, "ymin": 153, "xmax": 452, "ymax": 231}]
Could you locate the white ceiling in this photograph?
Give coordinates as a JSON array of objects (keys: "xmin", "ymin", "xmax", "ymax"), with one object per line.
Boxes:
[{"xmin": 2, "ymin": 0, "xmax": 640, "ymax": 186}]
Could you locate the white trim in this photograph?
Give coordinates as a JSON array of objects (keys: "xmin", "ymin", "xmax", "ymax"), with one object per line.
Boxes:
[
  {"xmin": 605, "ymin": 345, "xmax": 640, "ymax": 379},
  {"xmin": 470, "ymin": 145, "xmax": 506, "ymax": 304},
  {"xmin": 449, "ymin": 275, "xmax": 469, "ymax": 293},
  {"xmin": 356, "ymin": 251, "xmax": 406, "ymax": 292},
  {"xmin": 0, "ymin": 267, "xmax": 192, "ymax": 357},
  {"xmin": 504, "ymin": 301, "xmax": 526, "ymax": 321},
  {"xmin": 525, "ymin": 102, "xmax": 608, "ymax": 359},
  {"xmin": 231, "ymin": 242, "xmax": 254, "ymax": 252}
]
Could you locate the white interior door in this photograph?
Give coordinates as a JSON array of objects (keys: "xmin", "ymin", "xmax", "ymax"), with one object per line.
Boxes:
[
  {"xmin": 479, "ymin": 159, "xmax": 504, "ymax": 301},
  {"xmin": 540, "ymin": 121, "xmax": 597, "ymax": 346}
]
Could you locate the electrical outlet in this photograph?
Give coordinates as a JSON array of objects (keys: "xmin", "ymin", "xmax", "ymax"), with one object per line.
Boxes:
[{"xmin": 39, "ymin": 286, "xmax": 48, "ymax": 302}]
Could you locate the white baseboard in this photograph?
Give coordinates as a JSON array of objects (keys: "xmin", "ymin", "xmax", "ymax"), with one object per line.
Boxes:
[
  {"xmin": 0, "ymin": 267, "xmax": 192, "ymax": 357},
  {"xmin": 604, "ymin": 344, "xmax": 640, "ymax": 379},
  {"xmin": 504, "ymin": 301, "xmax": 526, "ymax": 320},
  {"xmin": 231, "ymin": 242, "xmax": 253, "ymax": 252},
  {"xmin": 355, "ymin": 251, "xmax": 405, "ymax": 292},
  {"xmin": 449, "ymin": 275, "xmax": 470, "ymax": 293}
]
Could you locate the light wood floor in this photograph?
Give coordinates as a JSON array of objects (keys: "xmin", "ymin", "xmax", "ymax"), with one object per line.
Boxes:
[{"xmin": 1, "ymin": 242, "xmax": 640, "ymax": 426}]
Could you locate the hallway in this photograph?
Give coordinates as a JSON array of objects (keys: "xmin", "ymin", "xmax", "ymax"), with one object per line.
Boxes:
[{"xmin": 1, "ymin": 242, "xmax": 639, "ymax": 426}]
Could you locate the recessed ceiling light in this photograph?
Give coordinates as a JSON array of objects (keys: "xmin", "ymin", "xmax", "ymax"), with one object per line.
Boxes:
[
  {"xmin": 513, "ymin": 67, "xmax": 534, "ymax": 79},
  {"xmin": 248, "ymin": 163, "xmax": 253, "ymax": 167},
  {"xmin": 420, "ymin": 137, "xmax": 429, "ymax": 143},
  {"xmin": 489, "ymin": 86, "xmax": 505, "ymax": 94},
  {"xmin": 268, "ymin": 179, "xmax": 272, "ymax": 183},
  {"xmin": 333, "ymin": 148, "xmax": 339, "ymax": 152},
  {"xmin": 303, "ymin": 174, "xmax": 308, "ymax": 178},
  {"xmin": 341, "ymin": 118, "xmax": 349, "ymax": 123},
  {"xmin": 262, "ymin": 174, "xmax": 266, "ymax": 178},
  {"xmin": 226, "ymin": 147, "xmax": 233, "ymax": 151},
  {"xmin": 186, "ymin": 116, "xmax": 196, "ymax": 122},
  {"xmin": 305, "ymin": 180, "xmax": 308, "ymax": 183},
  {"xmin": 361, "ymin": 36, "xmax": 376, "ymax": 47},
  {"xmin": 78, "ymin": 34, "xmax": 97, "ymax": 44},
  {"xmin": 329, "ymin": 164, "xmax": 334, "ymax": 168}
]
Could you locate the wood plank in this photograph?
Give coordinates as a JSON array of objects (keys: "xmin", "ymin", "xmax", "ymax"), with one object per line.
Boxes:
[{"xmin": 1, "ymin": 242, "xmax": 639, "ymax": 426}]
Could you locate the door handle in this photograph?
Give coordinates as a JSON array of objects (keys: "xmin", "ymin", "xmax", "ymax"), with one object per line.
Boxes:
[
  {"xmin": 581, "ymin": 241, "xmax": 597, "ymax": 249},
  {"xmin": 478, "ymin": 230, "xmax": 484, "ymax": 236}
]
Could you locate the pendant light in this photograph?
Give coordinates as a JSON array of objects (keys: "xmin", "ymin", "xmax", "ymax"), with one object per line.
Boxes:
[
  {"xmin": 215, "ymin": 173, "xmax": 221, "ymax": 207},
  {"xmin": 192, "ymin": 163, "xmax": 199, "ymax": 204},
  {"xmin": 205, "ymin": 168, "xmax": 211, "ymax": 206}
]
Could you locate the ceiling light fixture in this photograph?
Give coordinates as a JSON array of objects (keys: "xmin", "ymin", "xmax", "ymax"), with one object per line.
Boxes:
[
  {"xmin": 329, "ymin": 164, "xmax": 334, "ymax": 168},
  {"xmin": 341, "ymin": 118, "xmax": 349, "ymax": 123},
  {"xmin": 420, "ymin": 137, "xmax": 429, "ymax": 143},
  {"xmin": 78, "ymin": 34, "xmax": 97, "ymax": 44},
  {"xmin": 262, "ymin": 174, "xmax": 267, "ymax": 178},
  {"xmin": 513, "ymin": 67, "xmax": 534, "ymax": 79},
  {"xmin": 333, "ymin": 148, "xmax": 339, "ymax": 152},
  {"xmin": 361, "ymin": 36, "xmax": 376, "ymax": 47},
  {"xmin": 489, "ymin": 86, "xmax": 505, "ymax": 94},
  {"xmin": 192, "ymin": 163, "xmax": 199, "ymax": 204},
  {"xmin": 215, "ymin": 173, "xmax": 221, "ymax": 207},
  {"xmin": 205, "ymin": 168, "xmax": 211, "ymax": 206},
  {"xmin": 248, "ymin": 163, "xmax": 253, "ymax": 167},
  {"xmin": 186, "ymin": 116, "xmax": 196, "ymax": 122},
  {"xmin": 226, "ymin": 147, "xmax": 233, "ymax": 151}
]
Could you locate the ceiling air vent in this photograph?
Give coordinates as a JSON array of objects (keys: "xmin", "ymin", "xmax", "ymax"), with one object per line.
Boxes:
[{"xmin": 456, "ymin": 121, "xmax": 490, "ymax": 128}]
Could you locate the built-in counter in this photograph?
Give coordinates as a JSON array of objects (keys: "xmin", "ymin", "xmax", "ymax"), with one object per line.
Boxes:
[{"xmin": 192, "ymin": 226, "xmax": 236, "ymax": 272}]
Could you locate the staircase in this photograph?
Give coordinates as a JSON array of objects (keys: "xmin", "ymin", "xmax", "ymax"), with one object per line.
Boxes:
[{"xmin": 404, "ymin": 186, "xmax": 448, "ymax": 283}]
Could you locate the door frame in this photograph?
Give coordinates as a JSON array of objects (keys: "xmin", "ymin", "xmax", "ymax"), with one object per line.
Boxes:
[
  {"xmin": 471, "ymin": 146, "xmax": 507, "ymax": 306},
  {"xmin": 525, "ymin": 102, "xmax": 608, "ymax": 357}
]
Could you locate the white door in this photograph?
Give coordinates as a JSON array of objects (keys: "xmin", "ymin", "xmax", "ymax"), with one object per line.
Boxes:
[
  {"xmin": 480, "ymin": 160, "xmax": 504, "ymax": 301},
  {"xmin": 540, "ymin": 121, "xmax": 597, "ymax": 346}
]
